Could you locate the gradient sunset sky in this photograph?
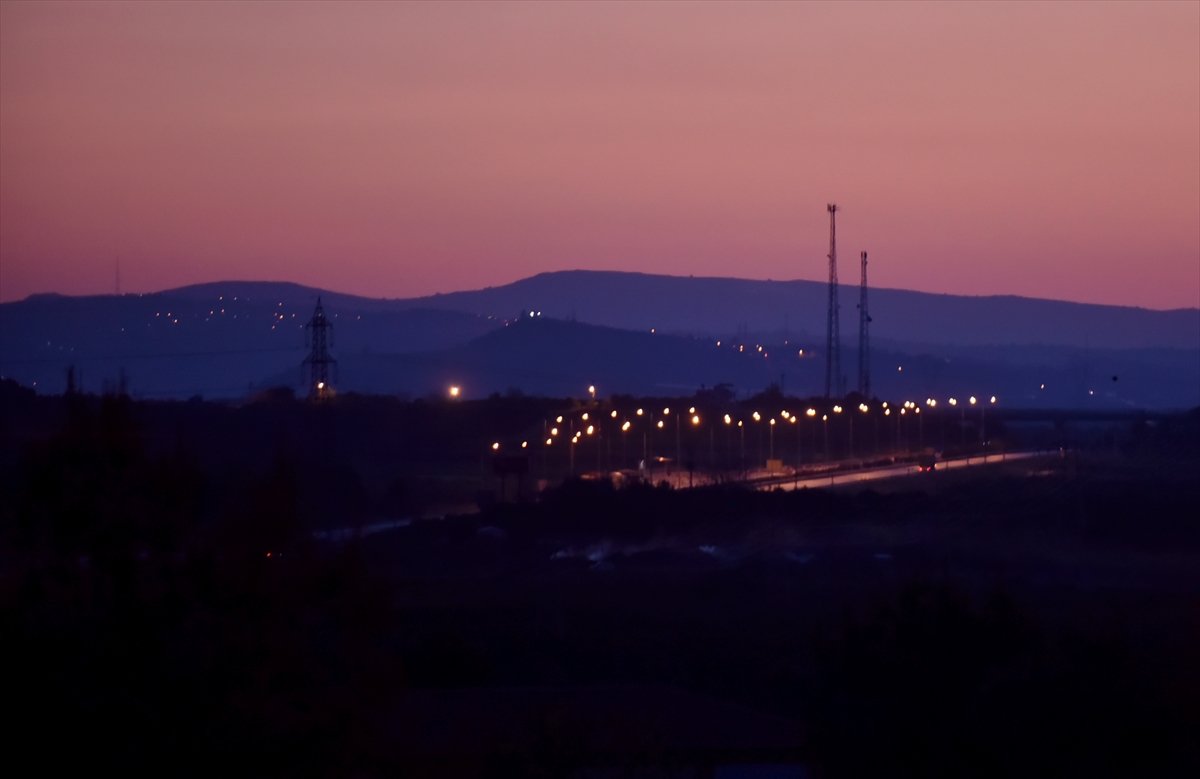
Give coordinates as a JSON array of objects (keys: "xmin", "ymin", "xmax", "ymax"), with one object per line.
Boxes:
[{"xmin": 1, "ymin": 1, "xmax": 1197, "ymax": 308}]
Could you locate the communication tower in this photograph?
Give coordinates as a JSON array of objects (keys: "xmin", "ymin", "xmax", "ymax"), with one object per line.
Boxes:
[
  {"xmin": 824, "ymin": 204, "xmax": 842, "ymax": 398},
  {"xmin": 857, "ymin": 250, "xmax": 871, "ymax": 396}
]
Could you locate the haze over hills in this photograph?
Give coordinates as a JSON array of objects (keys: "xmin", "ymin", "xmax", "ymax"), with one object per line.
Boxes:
[
  {"xmin": 394, "ymin": 271, "xmax": 1200, "ymax": 350},
  {"xmin": 1, "ymin": 272, "xmax": 1197, "ymax": 407}
]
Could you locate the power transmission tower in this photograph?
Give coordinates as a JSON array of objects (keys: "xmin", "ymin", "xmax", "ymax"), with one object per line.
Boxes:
[
  {"xmin": 824, "ymin": 203, "xmax": 841, "ymax": 398},
  {"xmin": 858, "ymin": 250, "xmax": 871, "ymax": 396},
  {"xmin": 303, "ymin": 297, "xmax": 337, "ymax": 398}
]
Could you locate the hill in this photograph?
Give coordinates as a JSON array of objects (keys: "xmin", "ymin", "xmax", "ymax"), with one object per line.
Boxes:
[
  {"xmin": 390, "ymin": 270, "xmax": 1200, "ymax": 350},
  {"xmin": 2, "ymin": 274, "xmax": 1197, "ymax": 406}
]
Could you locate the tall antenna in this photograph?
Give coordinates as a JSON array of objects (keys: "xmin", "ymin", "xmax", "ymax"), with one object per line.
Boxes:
[
  {"xmin": 303, "ymin": 297, "xmax": 337, "ymax": 398},
  {"xmin": 857, "ymin": 250, "xmax": 871, "ymax": 397},
  {"xmin": 824, "ymin": 203, "xmax": 841, "ymax": 398}
]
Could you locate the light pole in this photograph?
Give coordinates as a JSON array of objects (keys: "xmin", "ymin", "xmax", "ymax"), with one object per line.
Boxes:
[
  {"xmin": 858, "ymin": 403, "xmax": 869, "ymax": 458},
  {"xmin": 969, "ymin": 396, "xmax": 979, "ymax": 447},
  {"xmin": 832, "ymin": 405, "xmax": 843, "ymax": 458},
  {"xmin": 569, "ymin": 419, "xmax": 576, "ymax": 475},
  {"xmin": 738, "ymin": 420, "xmax": 746, "ymax": 477},
  {"xmin": 768, "ymin": 417, "xmax": 776, "ymax": 460},
  {"xmin": 805, "ymin": 408, "xmax": 817, "ymax": 464},
  {"xmin": 752, "ymin": 411, "xmax": 763, "ymax": 466},
  {"xmin": 791, "ymin": 415, "xmax": 800, "ymax": 470},
  {"xmin": 637, "ymin": 408, "xmax": 647, "ymax": 472}
]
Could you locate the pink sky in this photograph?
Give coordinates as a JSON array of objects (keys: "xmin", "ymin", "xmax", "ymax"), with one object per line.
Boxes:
[{"xmin": 2, "ymin": 1, "xmax": 1197, "ymax": 308}]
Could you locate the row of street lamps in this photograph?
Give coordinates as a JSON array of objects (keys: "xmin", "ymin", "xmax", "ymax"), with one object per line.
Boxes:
[{"xmin": 484, "ymin": 388, "xmax": 1001, "ymax": 481}]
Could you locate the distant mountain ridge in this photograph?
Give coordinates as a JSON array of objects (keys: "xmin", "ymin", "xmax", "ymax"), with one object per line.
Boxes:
[
  {"xmin": 388, "ymin": 270, "xmax": 1199, "ymax": 350},
  {"xmin": 2, "ymin": 272, "xmax": 1197, "ymax": 406}
]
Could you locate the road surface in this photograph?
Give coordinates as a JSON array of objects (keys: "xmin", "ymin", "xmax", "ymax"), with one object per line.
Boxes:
[{"xmin": 755, "ymin": 450, "xmax": 1046, "ymax": 491}]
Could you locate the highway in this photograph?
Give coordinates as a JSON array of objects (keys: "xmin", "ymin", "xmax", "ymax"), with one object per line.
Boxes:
[{"xmin": 754, "ymin": 450, "xmax": 1046, "ymax": 492}]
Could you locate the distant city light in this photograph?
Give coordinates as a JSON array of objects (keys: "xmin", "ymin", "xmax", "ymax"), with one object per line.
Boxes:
[{"xmin": 448, "ymin": 385, "xmax": 460, "ymax": 398}]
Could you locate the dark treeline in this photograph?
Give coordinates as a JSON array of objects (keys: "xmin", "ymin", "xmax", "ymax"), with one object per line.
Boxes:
[{"xmin": 2, "ymin": 381, "xmax": 1198, "ymax": 776}]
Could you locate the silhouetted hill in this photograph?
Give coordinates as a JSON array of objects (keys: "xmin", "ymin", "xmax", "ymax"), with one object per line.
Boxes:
[
  {"xmin": 3, "ymin": 274, "xmax": 1197, "ymax": 406},
  {"xmin": 288, "ymin": 317, "xmax": 783, "ymax": 398},
  {"xmin": 392, "ymin": 270, "xmax": 1200, "ymax": 350},
  {"xmin": 0, "ymin": 283, "xmax": 497, "ymax": 397},
  {"xmin": 252, "ymin": 315, "xmax": 1198, "ymax": 409}
]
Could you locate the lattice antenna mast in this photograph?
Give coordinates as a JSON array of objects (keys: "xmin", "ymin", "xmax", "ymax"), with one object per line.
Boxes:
[
  {"xmin": 824, "ymin": 204, "xmax": 841, "ymax": 398},
  {"xmin": 858, "ymin": 250, "xmax": 871, "ymax": 397},
  {"xmin": 303, "ymin": 297, "xmax": 337, "ymax": 398}
]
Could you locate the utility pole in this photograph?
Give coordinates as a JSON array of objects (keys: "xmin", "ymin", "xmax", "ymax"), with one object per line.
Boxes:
[
  {"xmin": 303, "ymin": 297, "xmax": 337, "ymax": 398},
  {"xmin": 824, "ymin": 204, "xmax": 841, "ymax": 398},
  {"xmin": 857, "ymin": 250, "xmax": 871, "ymax": 396}
]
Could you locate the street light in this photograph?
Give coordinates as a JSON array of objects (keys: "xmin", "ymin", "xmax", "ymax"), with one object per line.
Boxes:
[
  {"xmin": 790, "ymin": 414, "xmax": 800, "ymax": 469},
  {"xmin": 448, "ymin": 385, "xmax": 461, "ymax": 398}
]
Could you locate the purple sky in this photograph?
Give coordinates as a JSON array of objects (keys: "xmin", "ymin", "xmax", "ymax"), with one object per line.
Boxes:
[{"xmin": 1, "ymin": 1, "xmax": 1197, "ymax": 308}]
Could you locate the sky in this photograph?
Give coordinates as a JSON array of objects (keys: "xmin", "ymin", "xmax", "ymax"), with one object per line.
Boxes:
[{"xmin": 1, "ymin": 1, "xmax": 1197, "ymax": 309}]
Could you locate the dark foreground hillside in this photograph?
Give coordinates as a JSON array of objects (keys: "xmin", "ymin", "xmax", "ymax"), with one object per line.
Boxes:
[{"xmin": 3, "ymin": 387, "xmax": 1198, "ymax": 777}]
